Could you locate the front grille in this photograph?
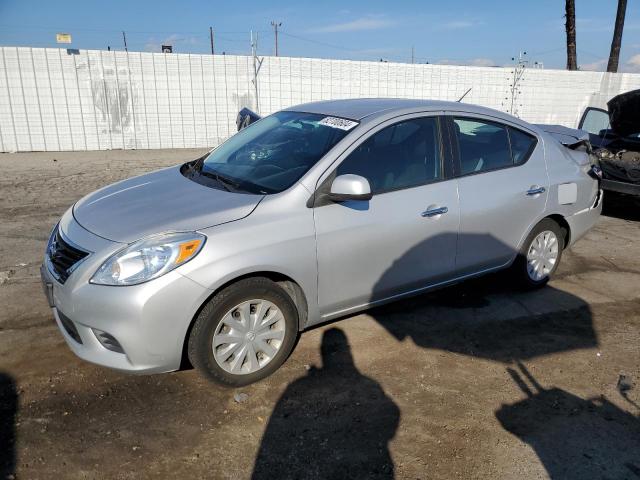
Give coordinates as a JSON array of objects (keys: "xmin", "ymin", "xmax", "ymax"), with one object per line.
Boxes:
[
  {"xmin": 47, "ymin": 228, "xmax": 89, "ymax": 283},
  {"xmin": 58, "ymin": 310, "xmax": 82, "ymax": 344}
]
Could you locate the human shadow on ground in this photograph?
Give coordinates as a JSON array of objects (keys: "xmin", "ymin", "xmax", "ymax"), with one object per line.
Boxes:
[
  {"xmin": 496, "ymin": 362, "xmax": 640, "ymax": 480},
  {"xmin": 0, "ymin": 372, "xmax": 17, "ymax": 479},
  {"xmin": 252, "ymin": 328, "xmax": 399, "ymax": 479}
]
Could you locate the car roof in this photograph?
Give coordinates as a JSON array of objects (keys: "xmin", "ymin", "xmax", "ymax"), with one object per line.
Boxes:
[{"xmin": 283, "ymin": 98, "xmax": 528, "ymax": 127}]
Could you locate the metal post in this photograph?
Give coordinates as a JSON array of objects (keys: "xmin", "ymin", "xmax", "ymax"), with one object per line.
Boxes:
[
  {"xmin": 138, "ymin": 52, "xmax": 151, "ymax": 148},
  {"xmin": 122, "ymin": 31, "xmax": 128, "ymax": 52},
  {"xmin": 86, "ymin": 50, "xmax": 101, "ymax": 149},
  {"xmin": 163, "ymin": 53, "xmax": 174, "ymax": 148},
  {"xmin": 188, "ymin": 54, "xmax": 196, "ymax": 147},
  {"xmin": 124, "ymin": 50, "xmax": 137, "ymax": 148},
  {"xmin": 271, "ymin": 21, "xmax": 281, "ymax": 56},
  {"xmin": 15, "ymin": 48, "xmax": 33, "ymax": 151},
  {"xmin": 72, "ymin": 52, "xmax": 88, "ymax": 149},
  {"xmin": 1, "ymin": 48, "xmax": 19, "ymax": 151},
  {"xmin": 29, "ymin": 48, "xmax": 46, "ymax": 150},
  {"xmin": 44, "ymin": 49, "xmax": 61, "ymax": 150},
  {"xmin": 150, "ymin": 53, "xmax": 162, "ymax": 147},
  {"xmin": 251, "ymin": 31, "xmax": 264, "ymax": 114},
  {"xmin": 211, "ymin": 49, "xmax": 220, "ymax": 145},
  {"xmin": 58, "ymin": 48, "xmax": 74, "ymax": 150},
  {"xmin": 210, "ymin": 27, "xmax": 215, "ymax": 55},
  {"xmin": 111, "ymin": 50, "xmax": 126, "ymax": 148}
]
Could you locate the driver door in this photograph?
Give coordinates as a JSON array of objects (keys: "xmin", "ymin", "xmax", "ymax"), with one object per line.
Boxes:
[{"xmin": 313, "ymin": 115, "xmax": 460, "ymax": 318}]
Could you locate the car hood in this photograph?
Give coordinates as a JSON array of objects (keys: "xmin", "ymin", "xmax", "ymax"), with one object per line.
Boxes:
[
  {"xmin": 608, "ymin": 89, "xmax": 640, "ymax": 137},
  {"xmin": 73, "ymin": 165, "xmax": 263, "ymax": 243}
]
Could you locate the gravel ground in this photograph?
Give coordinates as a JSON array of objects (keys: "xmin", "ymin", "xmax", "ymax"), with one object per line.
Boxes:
[{"xmin": 1, "ymin": 149, "xmax": 639, "ymax": 480}]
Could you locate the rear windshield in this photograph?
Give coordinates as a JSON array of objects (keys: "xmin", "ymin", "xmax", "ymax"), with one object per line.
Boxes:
[{"xmin": 194, "ymin": 111, "xmax": 356, "ymax": 194}]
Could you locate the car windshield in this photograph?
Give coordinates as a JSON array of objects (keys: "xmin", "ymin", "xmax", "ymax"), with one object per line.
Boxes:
[{"xmin": 194, "ymin": 111, "xmax": 356, "ymax": 194}]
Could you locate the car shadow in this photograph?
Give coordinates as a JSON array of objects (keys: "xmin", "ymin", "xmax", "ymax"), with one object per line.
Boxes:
[
  {"xmin": 496, "ymin": 362, "xmax": 640, "ymax": 479},
  {"xmin": 252, "ymin": 328, "xmax": 399, "ymax": 479},
  {"xmin": 368, "ymin": 233, "xmax": 597, "ymax": 362},
  {"xmin": 0, "ymin": 372, "xmax": 17, "ymax": 479}
]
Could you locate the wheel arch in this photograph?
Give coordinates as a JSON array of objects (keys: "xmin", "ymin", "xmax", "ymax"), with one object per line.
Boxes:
[
  {"xmin": 545, "ymin": 214, "xmax": 571, "ymax": 248},
  {"xmin": 180, "ymin": 271, "xmax": 309, "ymax": 370}
]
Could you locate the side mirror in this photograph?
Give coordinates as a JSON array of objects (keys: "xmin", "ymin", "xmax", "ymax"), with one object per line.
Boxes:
[{"xmin": 328, "ymin": 174, "xmax": 372, "ymax": 202}]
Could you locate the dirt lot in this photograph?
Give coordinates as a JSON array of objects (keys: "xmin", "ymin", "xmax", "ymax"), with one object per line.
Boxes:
[{"xmin": 1, "ymin": 149, "xmax": 639, "ymax": 480}]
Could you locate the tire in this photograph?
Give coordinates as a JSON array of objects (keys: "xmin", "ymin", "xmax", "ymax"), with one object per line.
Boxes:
[
  {"xmin": 188, "ymin": 277, "xmax": 299, "ymax": 387},
  {"xmin": 512, "ymin": 218, "xmax": 566, "ymax": 289}
]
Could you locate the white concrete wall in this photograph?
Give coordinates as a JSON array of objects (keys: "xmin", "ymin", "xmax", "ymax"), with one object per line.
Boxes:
[{"xmin": 1, "ymin": 46, "xmax": 640, "ymax": 152}]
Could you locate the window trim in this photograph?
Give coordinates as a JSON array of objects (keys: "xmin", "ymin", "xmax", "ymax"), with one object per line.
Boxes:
[{"xmin": 446, "ymin": 115, "xmax": 539, "ymax": 179}]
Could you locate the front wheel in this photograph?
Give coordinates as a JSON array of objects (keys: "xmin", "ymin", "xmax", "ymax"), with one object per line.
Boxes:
[
  {"xmin": 187, "ymin": 277, "xmax": 299, "ymax": 387},
  {"xmin": 512, "ymin": 219, "xmax": 566, "ymax": 289}
]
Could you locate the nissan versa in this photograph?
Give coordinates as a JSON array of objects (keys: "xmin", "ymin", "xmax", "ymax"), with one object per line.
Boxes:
[{"xmin": 41, "ymin": 99, "xmax": 602, "ymax": 386}]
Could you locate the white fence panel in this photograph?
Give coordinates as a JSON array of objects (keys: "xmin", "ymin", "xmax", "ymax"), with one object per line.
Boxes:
[{"xmin": 2, "ymin": 46, "xmax": 640, "ymax": 152}]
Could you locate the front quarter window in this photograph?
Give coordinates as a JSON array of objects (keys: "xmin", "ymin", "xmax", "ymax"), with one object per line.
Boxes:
[{"xmin": 192, "ymin": 111, "xmax": 356, "ymax": 194}]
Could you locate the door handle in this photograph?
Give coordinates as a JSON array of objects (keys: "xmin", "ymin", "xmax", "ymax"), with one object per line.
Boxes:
[
  {"xmin": 526, "ymin": 186, "xmax": 546, "ymax": 196},
  {"xmin": 421, "ymin": 206, "xmax": 448, "ymax": 217}
]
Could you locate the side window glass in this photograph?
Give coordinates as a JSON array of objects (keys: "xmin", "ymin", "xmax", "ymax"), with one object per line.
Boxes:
[
  {"xmin": 336, "ymin": 117, "xmax": 441, "ymax": 194},
  {"xmin": 508, "ymin": 127, "xmax": 537, "ymax": 164},
  {"xmin": 453, "ymin": 118, "xmax": 512, "ymax": 175},
  {"xmin": 579, "ymin": 108, "xmax": 610, "ymax": 136}
]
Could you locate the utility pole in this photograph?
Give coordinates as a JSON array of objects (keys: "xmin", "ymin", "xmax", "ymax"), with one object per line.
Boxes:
[
  {"xmin": 271, "ymin": 21, "xmax": 282, "ymax": 56},
  {"xmin": 209, "ymin": 27, "xmax": 215, "ymax": 54},
  {"xmin": 122, "ymin": 31, "xmax": 128, "ymax": 52}
]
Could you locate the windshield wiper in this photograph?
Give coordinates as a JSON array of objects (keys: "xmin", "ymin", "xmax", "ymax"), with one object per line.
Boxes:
[{"xmin": 199, "ymin": 169, "xmax": 242, "ymax": 192}]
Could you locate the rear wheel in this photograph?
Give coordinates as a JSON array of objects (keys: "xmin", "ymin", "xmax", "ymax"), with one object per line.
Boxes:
[
  {"xmin": 512, "ymin": 219, "xmax": 565, "ymax": 289},
  {"xmin": 188, "ymin": 277, "xmax": 299, "ymax": 387}
]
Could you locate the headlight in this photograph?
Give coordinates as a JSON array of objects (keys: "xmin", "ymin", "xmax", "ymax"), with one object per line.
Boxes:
[{"xmin": 90, "ymin": 232, "xmax": 205, "ymax": 286}]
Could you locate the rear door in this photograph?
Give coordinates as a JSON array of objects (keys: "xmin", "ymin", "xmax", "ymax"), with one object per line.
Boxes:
[
  {"xmin": 447, "ymin": 115, "xmax": 548, "ymax": 275},
  {"xmin": 313, "ymin": 114, "xmax": 460, "ymax": 317}
]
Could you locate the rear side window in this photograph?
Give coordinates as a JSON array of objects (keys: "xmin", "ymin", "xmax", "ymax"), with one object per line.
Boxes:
[
  {"xmin": 453, "ymin": 118, "xmax": 512, "ymax": 175},
  {"xmin": 452, "ymin": 118, "xmax": 537, "ymax": 176},
  {"xmin": 508, "ymin": 127, "xmax": 537, "ymax": 164},
  {"xmin": 336, "ymin": 117, "xmax": 442, "ymax": 194}
]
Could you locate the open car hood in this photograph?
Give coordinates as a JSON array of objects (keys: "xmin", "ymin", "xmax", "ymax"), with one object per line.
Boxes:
[{"xmin": 607, "ymin": 89, "xmax": 640, "ymax": 137}]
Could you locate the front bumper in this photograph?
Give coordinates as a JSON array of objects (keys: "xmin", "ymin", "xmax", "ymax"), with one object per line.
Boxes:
[{"xmin": 41, "ymin": 212, "xmax": 212, "ymax": 374}]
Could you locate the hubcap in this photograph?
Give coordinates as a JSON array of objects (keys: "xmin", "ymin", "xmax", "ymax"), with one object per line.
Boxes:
[
  {"xmin": 526, "ymin": 230, "xmax": 559, "ymax": 281},
  {"xmin": 212, "ymin": 299, "xmax": 286, "ymax": 375}
]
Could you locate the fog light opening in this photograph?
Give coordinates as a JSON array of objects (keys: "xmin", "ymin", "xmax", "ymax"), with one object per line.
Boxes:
[{"xmin": 92, "ymin": 329, "xmax": 125, "ymax": 354}]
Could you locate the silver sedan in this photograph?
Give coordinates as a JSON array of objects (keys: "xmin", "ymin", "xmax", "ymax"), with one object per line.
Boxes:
[{"xmin": 41, "ymin": 99, "xmax": 602, "ymax": 386}]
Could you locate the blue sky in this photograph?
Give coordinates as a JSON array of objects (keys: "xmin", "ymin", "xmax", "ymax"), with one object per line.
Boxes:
[{"xmin": 1, "ymin": 0, "xmax": 639, "ymax": 71}]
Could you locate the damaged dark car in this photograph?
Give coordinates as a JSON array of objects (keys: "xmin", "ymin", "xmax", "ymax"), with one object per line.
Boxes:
[{"xmin": 578, "ymin": 89, "xmax": 640, "ymax": 197}]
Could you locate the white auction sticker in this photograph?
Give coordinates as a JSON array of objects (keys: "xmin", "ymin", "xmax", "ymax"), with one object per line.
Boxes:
[{"xmin": 318, "ymin": 116, "xmax": 359, "ymax": 131}]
